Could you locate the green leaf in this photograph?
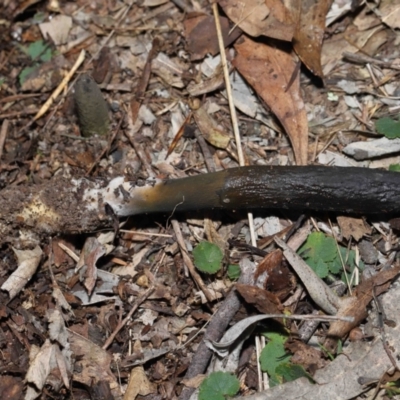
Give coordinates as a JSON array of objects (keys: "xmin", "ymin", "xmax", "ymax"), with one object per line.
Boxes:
[
  {"xmin": 376, "ymin": 117, "xmax": 400, "ymax": 139},
  {"xmin": 19, "ymin": 65, "xmax": 39, "ymax": 86},
  {"xmin": 260, "ymin": 331, "xmax": 291, "ymax": 387},
  {"xmin": 298, "ymin": 232, "xmax": 364, "ymax": 282},
  {"xmin": 314, "ymin": 258, "xmax": 329, "ymax": 279},
  {"xmin": 298, "ymin": 232, "xmax": 337, "ymax": 278},
  {"xmin": 198, "ymin": 371, "xmax": 240, "ymax": 400},
  {"xmin": 275, "ymin": 363, "xmax": 314, "ymax": 384},
  {"xmin": 19, "ymin": 40, "xmax": 53, "ymax": 62},
  {"xmin": 227, "ymin": 264, "xmax": 241, "ymax": 280},
  {"xmin": 389, "ymin": 164, "xmax": 400, "ymax": 172},
  {"xmin": 192, "ymin": 242, "xmax": 223, "ymax": 274},
  {"xmin": 298, "ymin": 232, "xmax": 337, "ymax": 264},
  {"xmin": 27, "ymin": 40, "xmax": 49, "ymax": 60}
]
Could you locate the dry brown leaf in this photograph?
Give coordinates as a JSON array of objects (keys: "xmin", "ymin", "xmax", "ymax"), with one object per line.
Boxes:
[
  {"xmin": 263, "ymin": 0, "xmax": 295, "ymax": 41},
  {"xmin": 293, "ymin": 0, "xmax": 333, "ymax": 78},
  {"xmin": 233, "ymin": 36, "xmax": 308, "ymax": 165},
  {"xmin": 337, "ymin": 216, "xmax": 371, "ymax": 242},
  {"xmin": 255, "ymin": 249, "xmax": 296, "ymax": 299},
  {"xmin": 184, "ymin": 14, "xmax": 241, "ymax": 61},
  {"xmin": 219, "ymin": 0, "xmax": 270, "ymax": 38},
  {"xmin": 286, "ymin": 339, "xmax": 327, "ymax": 371},
  {"xmin": 324, "ymin": 265, "xmax": 400, "ymax": 352},
  {"xmin": 124, "ymin": 366, "xmax": 157, "ymax": 399},
  {"xmin": 219, "ymin": 0, "xmax": 294, "ymax": 41},
  {"xmin": 380, "ymin": 0, "xmax": 400, "ymax": 29},
  {"xmin": 181, "ymin": 374, "xmax": 206, "ymax": 388},
  {"xmin": 321, "ymin": 24, "xmax": 383, "ymax": 75},
  {"xmin": 76, "ymin": 237, "xmax": 106, "ymax": 295},
  {"xmin": 192, "ymin": 100, "xmax": 231, "ymax": 149},
  {"xmin": 68, "ymin": 329, "xmax": 121, "ymax": 397},
  {"xmin": 236, "ymin": 283, "xmax": 283, "ymax": 315}
]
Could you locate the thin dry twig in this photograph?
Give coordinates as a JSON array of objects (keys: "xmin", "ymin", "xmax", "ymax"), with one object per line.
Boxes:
[
  {"xmin": 102, "ymin": 253, "xmax": 166, "ymax": 350},
  {"xmin": 343, "ymin": 51, "xmax": 400, "ymax": 70},
  {"xmin": 102, "ymin": 285, "xmax": 155, "ymax": 350},
  {"xmin": 0, "ymin": 119, "xmax": 9, "ymax": 161},
  {"xmin": 171, "ymin": 219, "xmax": 215, "ymax": 302},
  {"xmin": 33, "ymin": 50, "xmax": 85, "ymax": 122}
]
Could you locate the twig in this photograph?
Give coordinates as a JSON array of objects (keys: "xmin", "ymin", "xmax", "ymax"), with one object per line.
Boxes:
[
  {"xmin": 33, "ymin": 50, "xmax": 85, "ymax": 122},
  {"xmin": 212, "ymin": 3, "xmax": 244, "ymax": 166},
  {"xmin": 130, "ymin": 37, "xmax": 160, "ymax": 123},
  {"xmin": 119, "ymin": 230, "xmax": 172, "ymax": 238},
  {"xmin": 343, "ymin": 51, "xmax": 400, "ymax": 71},
  {"xmin": 0, "ymin": 119, "xmax": 9, "ymax": 161},
  {"xmin": 171, "ymin": 219, "xmax": 215, "ymax": 302},
  {"xmin": 102, "ymin": 285, "xmax": 154, "ymax": 350}
]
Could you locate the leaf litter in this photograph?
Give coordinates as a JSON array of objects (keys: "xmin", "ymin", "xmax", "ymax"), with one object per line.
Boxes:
[{"xmin": 0, "ymin": 0, "xmax": 400, "ymax": 399}]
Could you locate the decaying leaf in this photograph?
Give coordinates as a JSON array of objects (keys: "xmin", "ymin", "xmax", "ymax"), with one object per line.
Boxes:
[
  {"xmin": 324, "ymin": 265, "xmax": 400, "ymax": 352},
  {"xmin": 192, "ymin": 100, "xmax": 231, "ymax": 149},
  {"xmin": 380, "ymin": 0, "xmax": 400, "ymax": 29},
  {"xmin": 286, "ymin": 340, "xmax": 327, "ymax": 372},
  {"xmin": 219, "ymin": 0, "xmax": 294, "ymax": 41},
  {"xmin": 39, "ymin": 15, "xmax": 72, "ymax": 46},
  {"xmin": 184, "ymin": 14, "xmax": 241, "ymax": 61},
  {"xmin": 75, "ymin": 237, "xmax": 106, "ymax": 295},
  {"xmin": 124, "ymin": 366, "xmax": 157, "ymax": 398},
  {"xmin": 233, "ymin": 36, "xmax": 308, "ymax": 165},
  {"xmin": 68, "ymin": 329, "xmax": 122, "ymax": 398},
  {"xmin": 293, "ymin": 0, "xmax": 333, "ymax": 78},
  {"xmin": 1, "ymin": 245, "xmax": 42, "ymax": 300},
  {"xmin": 25, "ymin": 340, "xmax": 56, "ymax": 400},
  {"xmin": 255, "ymin": 249, "xmax": 296, "ymax": 299},
  {"xmin": 236, "ymin": 284, "xmax": 283, "ymax": 315},
  {"xmin": 337, "ymin": 216, "xmax": 371, "ymax": 242}
]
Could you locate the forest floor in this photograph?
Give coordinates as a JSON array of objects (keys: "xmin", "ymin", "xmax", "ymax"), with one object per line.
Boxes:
[{"xmin": 1, "ymin": 0, "xmax": 400, "ymax": 399}]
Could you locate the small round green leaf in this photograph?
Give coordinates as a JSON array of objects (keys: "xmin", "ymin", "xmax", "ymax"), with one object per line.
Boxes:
[
  {"xmin": 227, "ymin": 264, "xmax": 241, "ymax": 280},
  {"xmin": 375, "ymin": 117, "xmax": 400, "ymax": 139},
  {"xmin": 192, "ymin": 242, "xmax": 223, "ymax": 274},
  {"xmin": 199, "ymin": 371, "xmax": 240, "ymax": 400}
]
